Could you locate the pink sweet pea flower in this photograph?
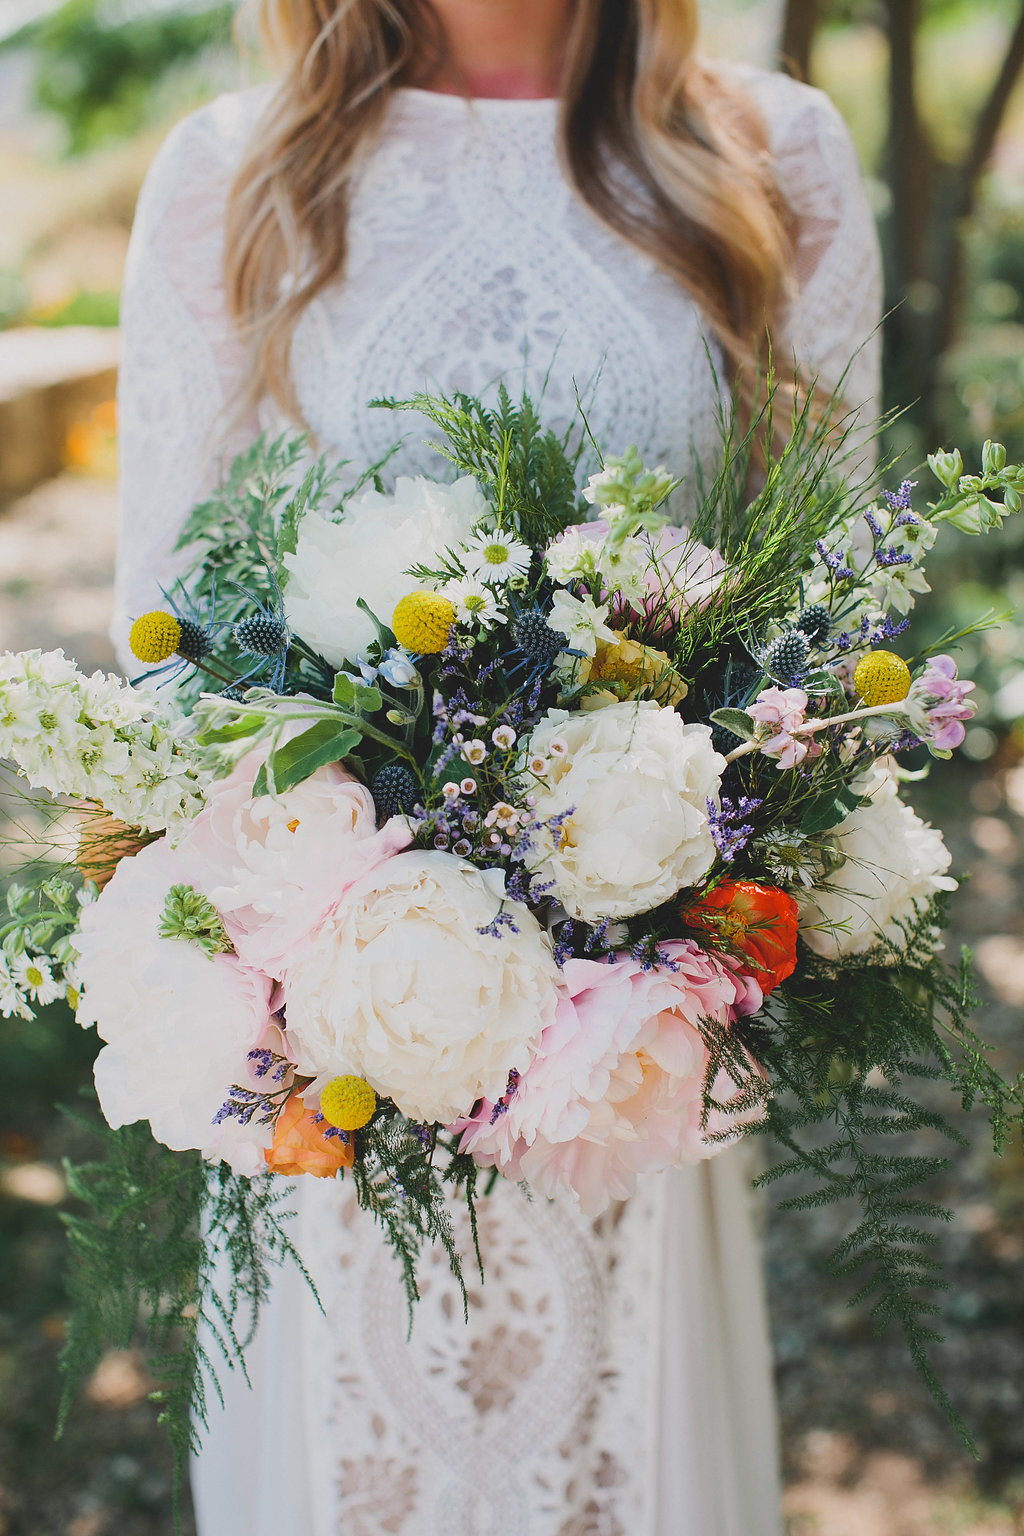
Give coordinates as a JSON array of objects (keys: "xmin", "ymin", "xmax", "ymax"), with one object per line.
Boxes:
[
  {"xmin": 905, "ymin": 655, "xmax": 977, "ymax": 753},
  {"xmin": 748, "ymin": 686, "xmax": 821, "ymax": 771}
]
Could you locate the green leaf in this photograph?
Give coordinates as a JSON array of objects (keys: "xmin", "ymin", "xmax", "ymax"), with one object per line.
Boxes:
[
  {"xmin": 801, "ymin": 668, "xmax": 848, "ymax": 702},
  {"xmin": 254, "ymin": 722, "xmax": 362, "ymax": 797},
  {"xmin": 333, "ymin": 675, "xmax": 382, "ymax": 714},
  {"xmin": 800, "ymin": 786, "xmax": 862, "ymax": 836},
  {"xmin": 709, "ymin": 707, "xmax": 757, "ymax": 741},
  {"xmin": 195, "ymin": 715, "xmax": 263, "ymax": 747}
]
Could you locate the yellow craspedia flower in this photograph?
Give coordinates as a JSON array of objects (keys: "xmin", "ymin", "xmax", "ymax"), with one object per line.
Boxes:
[
  {"xmin": 319, "ymin": 1075, "xmax": 377, "ymax": 1132},
  {"xmin": 853, "ymin": 649, "xmax": 912, "ymax": 707},
  {"xmin": 129, "ymin": 611, "xmax": 182, "ymax": 664},
  {"xmin": 392, "ymin": 591, "xmax": 456, "ymax": 654}
]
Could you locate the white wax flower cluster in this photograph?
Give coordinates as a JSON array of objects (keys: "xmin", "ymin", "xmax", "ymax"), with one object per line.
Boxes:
[{"xmin": 0, "ymin": 649, "xmax": 208, "ymax": 833}]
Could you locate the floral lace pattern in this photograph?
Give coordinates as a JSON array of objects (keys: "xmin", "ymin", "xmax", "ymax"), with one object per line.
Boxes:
[
  {"xmin": 119, "ymin": 66, "xmax": 882, "ymax": 1536},
  {"xmin": 297, "ymin": 1173, "xmax": 662, "ymax": 1536}
]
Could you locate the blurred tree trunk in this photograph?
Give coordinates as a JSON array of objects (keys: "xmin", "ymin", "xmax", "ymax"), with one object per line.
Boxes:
[
  {"xmin": 776, "ymin": 0, "xmax": 1024, "ymax": 438},
  {"xmin": 779, "ymin": 0, "xmax": 819, "ymax": 81},
  {"xmin": 881, "ymin": 0, "xmax": 932, "ymax": 423},
  {"xmin": 930, "ymin": 1, "xmax": 1024, "ymax": 358}
]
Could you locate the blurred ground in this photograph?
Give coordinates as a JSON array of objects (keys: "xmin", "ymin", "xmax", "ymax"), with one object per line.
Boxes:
[{"xmin": 0, "ymin": 470, "xmax": 1022, "ymax": 1534}]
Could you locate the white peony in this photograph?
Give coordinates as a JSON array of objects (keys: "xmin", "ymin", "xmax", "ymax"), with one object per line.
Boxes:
[
  {"xmin": 798, "ymin": 761, "xmax": 956, "ymax": 960},
  {"xmin": 282, "ymin": 852, "xmax": 559, "ymax": 1124},
  {"xmin": 74, "ymin": 838, "xmax": 275, "ymax": 1173},
  {"xmin": 526, "ymin": 701, "xmax": 725, "ymax": 922},
  {"xmin": 283, "ymin": 476, "xmax": 487, "ymax": 667}
]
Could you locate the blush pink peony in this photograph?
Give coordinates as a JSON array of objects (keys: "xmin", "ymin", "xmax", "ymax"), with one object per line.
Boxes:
[
  {"xmin": 179, "ymin": 749, "xmax": 412, "ymax": 975},
  {"xmin": 454, "ymin": 941, "xmax": 765, "ymax": 1215},
  {"xmin": 640, "ymin": 525, "xmax": 726, "ymax": 631}
]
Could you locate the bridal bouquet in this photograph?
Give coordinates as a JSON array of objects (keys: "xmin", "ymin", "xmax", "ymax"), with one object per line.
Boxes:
[{"xmin": 2, "ymin": 385, "xmax": 1023, "ymax": 1466}]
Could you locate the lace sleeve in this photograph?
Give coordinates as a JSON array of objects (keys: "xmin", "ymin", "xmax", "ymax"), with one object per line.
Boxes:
[
  {"xmin": 112, "ymin": 89, "xmax": 270, "ymax": 671},
  {"xmin": 741, "ymin": 68, "xmax": 884, "ymax": 436}
]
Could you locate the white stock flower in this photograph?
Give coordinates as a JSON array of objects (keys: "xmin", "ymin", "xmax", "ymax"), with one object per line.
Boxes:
[
  {"xmin": 544, "ymin": 526, "xmax": 602, "ymax": 586},
  {"xmin": 798, "ymin": 761, "xmax": 956, "ymax": 960},
  {"xmin": 0, "ymin": 648, "xmax": 208, "ymax": 833},
  {"xmin": 75, "ymin": 839, "xmax": 276, "ymax": 1173},
  {"xmin": 596, "ymin": 535, "xmax": 647, "ymax": 600},
  {"xmin": 546, "ymin": 590, "xmax": 617, "ymax": 658},
  {"xmin": 283, "ymin": 476, "xmax": 486, "ymax": 667},
  {"xmin": 526, "ymin": 701, "xmax": 724, "ymax": 921},
  {"xmin": 282, "ymin": 852, "xmax": 559, "ymax": 1124}
]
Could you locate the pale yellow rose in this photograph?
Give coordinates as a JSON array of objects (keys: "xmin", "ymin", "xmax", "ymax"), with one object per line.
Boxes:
[{"xmin": 576, "ymin": 636, "xmax": 688, "ymax": 712}]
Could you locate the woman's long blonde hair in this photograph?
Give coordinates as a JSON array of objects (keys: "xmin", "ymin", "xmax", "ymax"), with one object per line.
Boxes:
[{"xmin": 225, "ymin": 0, "xmax": 795, "ymax": 421}]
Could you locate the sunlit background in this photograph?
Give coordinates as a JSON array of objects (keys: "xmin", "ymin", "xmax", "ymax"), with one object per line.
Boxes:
[{"xmin": 0, "ymin": 2, "xmax": 1022, "ymax": 1532}]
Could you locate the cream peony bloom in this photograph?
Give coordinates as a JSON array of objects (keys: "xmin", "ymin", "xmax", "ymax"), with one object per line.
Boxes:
[
  {"xmin": 283, "ymin": 475, "xmax": 486, "ymax": 668},
  {"xmin": 282, "ymin": 852, "xmax": 560, "ymax": 1123},
  {"xmin": 526, "ymin": 701, "xmax": 724, "ymax": 921},
  {"xmin": 75, "ymin": 838, "xmax": 275, "ymax": 1174},
  {"xmin": 798, "ymin": 760, "xmax": 956, "ymax": 960}
]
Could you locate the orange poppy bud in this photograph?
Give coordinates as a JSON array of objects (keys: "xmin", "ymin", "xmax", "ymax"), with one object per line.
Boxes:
[
  {"xmin": 684, "ymin": 879, "xmax": 798, "ymax": 994},
  {"xmin": 264, "ymin": 1093, "xmax": 355, "ymax": 1179}
]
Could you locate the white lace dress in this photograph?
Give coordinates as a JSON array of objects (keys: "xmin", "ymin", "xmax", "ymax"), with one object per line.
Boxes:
[{"xmin": 114, "ymin": 69, "xmax": 882, "ymax": 1536}]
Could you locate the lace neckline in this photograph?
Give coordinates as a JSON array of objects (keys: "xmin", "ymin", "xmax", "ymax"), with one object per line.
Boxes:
[{"xmin": 395, "ymin": 85, "xmax": 559, "ymax": 115}]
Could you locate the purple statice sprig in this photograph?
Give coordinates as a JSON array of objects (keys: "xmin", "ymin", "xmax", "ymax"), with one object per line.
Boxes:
[
  {"xmin": 213, "ymin": 1047, "xmax": 299, "ymax": 1129},
  {"xmin": 312, "ymin": 1111, "xmax": 351, "ymax": 1146},
  {"xmin": 488, "ymin": 1068, "xmax": 521, "ymax": 1126},
  {"xmin": 815, "ymin": 540, "xmax": 856, "ymax": 581},
  {"xmin": 882, "ymin": 479, "xmax": 918, "ymax": 512},
  {"xmin": 707, "ymin": 794, "xmax": 763, "ymax": 863},
  {"xmin": 477, "ymin": 908, "xmax": 521, "ymax": 939},
  {"xmin": 630, "ymin": 934, "xmax": 681, "ymax": 974}
]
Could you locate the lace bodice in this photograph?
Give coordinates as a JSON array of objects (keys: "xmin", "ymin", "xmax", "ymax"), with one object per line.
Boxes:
[{"xmin": 113, "ymin": 66, "xmax": 882, "ymax": 662}]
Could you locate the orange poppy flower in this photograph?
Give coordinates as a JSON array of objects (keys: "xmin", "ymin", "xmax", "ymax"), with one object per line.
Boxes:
[
  {"xmin": 685, "ymin": 879, "xmax": 798, "ymax": 994},
  {"xmin": 264, "ymin": 1093, "xmax": 354, "ymax": 1179}
]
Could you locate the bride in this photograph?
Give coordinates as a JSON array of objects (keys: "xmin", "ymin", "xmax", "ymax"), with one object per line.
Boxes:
[{"xmin": 113, "ymin": 2, "xmax": 882, "ymax": 1532}]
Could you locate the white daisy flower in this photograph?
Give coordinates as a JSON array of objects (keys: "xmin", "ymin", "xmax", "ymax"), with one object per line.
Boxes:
[
  {"xmin": 461, "ymin": 739, "xmax": 488, "ymax": 766},
  {"xmin": 462, "ymin": 528, "xmax": 532, "ymax": 583},
  {"xmin": 0, "ymin": 956, "xmax": 32, "ymax": 1020},
  {"xmin": 444, "ymin": 576, "xmax": 507, "ymax": 628},
  {"xmin": 12, "ymin": 953, "xmax": 63, "ymax": 1007},
  {"xmin": 491, "ymin": 725, "xmax": 517, "ymax": 750}
]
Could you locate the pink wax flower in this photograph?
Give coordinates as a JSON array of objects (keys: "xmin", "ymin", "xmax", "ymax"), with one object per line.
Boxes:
[
  {"xmin": 453, "ymin": 942, "xmax": 765, "ymax": 1216},
  {"xmin": 905, "ymin": 655, "xmax": 977, "ymax": 753},
  {"xmin": 180, "ymin": 748, "xmax": 412, "ymax": 975},
  {"xmin": 748, "ymin": 686, "xmax": 821, "ymax": 771}
]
